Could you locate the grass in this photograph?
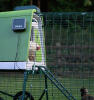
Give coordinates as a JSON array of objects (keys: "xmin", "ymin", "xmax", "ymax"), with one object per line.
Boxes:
[{"xmin": 0, "ymin": 71, "xmax": 94, "ymax": 100}]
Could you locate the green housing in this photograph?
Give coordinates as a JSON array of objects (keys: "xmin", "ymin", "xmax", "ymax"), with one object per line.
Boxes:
[{"xmin": 0, "ymin": 9, "xmax": 36, "ymax": 61}]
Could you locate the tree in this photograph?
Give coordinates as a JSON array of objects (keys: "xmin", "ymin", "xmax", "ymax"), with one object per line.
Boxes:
[{"xmin": 0, "ymin": 0, "xmax": 94, "ymax": 12}]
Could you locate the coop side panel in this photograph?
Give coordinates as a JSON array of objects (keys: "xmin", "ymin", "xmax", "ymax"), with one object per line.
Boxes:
[{"xmin": 0, "ymin": 10, "xmax": 35, "ymax": 61}]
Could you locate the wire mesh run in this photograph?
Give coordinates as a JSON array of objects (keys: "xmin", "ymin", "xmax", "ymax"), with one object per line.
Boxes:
[
  {"xmin": 0, "ymin": 12, "xmax": 94, "ymax": 100},
  {"xmin": 43, "ymin": 12, "xmax": 94, "ymax": 100}
]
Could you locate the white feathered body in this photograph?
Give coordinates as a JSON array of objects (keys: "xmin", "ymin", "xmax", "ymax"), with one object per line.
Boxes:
[{"xmin": 29, "ymin": 41, "xmax": 40, "ymax": 61}]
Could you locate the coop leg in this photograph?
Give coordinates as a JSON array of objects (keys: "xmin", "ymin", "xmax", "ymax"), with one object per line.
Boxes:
[
  {"xmin": 39, "ymin": 89, "xmax": 46, "ymax": 100},
  {"xmin": 45, "ymin": 75, "xmax": 48, "ymax": 100},
  {"xmin": 22, "ymin": 71, "xmax": 28, "ymax": 100}
]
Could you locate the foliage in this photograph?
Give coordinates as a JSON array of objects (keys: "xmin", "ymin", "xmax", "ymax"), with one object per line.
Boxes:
[
  {"xmin": 21, "ymin": 0, "xmax": 30, "ymax": 5},
  {"xmin": 84, "ymin": 0, "xmax": 92, "ymax": 6},
  {"xmin": 0, "ymin": 0, "xmax": 94, "ymax": 12},
  {"xmin": 48, "ymin": 0, "xmax": 94, "ymax": 12},
  {"xmin": 0, "ymin": 0, "xmax": 31, "ymax": 12}
]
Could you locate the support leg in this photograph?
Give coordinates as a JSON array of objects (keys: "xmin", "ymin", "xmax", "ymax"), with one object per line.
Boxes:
[
  {"xmin": 45, "ymin": 75, "xmax": 48, "ymax": 100},
  {"xmin": 22, "ymin": 71, "xmax": 28, "ymax": 100}
]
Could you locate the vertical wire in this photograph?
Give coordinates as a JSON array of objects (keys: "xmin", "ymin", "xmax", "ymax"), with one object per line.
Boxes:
[
  {"xmin": 50, "ymin": 14, "xmax": 54, "ymax": 57},
  {"xmin": 51, "ymin": 83, "xmax": 54, "ymax": 100},
  {"xmin": 59, "ymin": 14, "xmax": 62, "ymax": 42},
  {"xmin": 67, "ymin": 14, "xmax": 70, "ymax": 92},
  {"xmin": 66, "ymin": 15, "xmax": 69, "ymax": 72},
  {"xmin": 45, "ymin": 13, "xmax": 48, "ymax": 65},
  {"xmin": 45, "ymin": 13, "xmax": 47, "ymax": 65},
  {"xmin": 82, "ymin": 14, "xmax": 85, "ymax": 87},
  {"xmin": 60, "ymin": 14, "xmax": 66, "ymax": 98},
  {"xmin": 68, "ymin": 14, "xmax": 72, "ymax": 93},
  {"xmin": 74, "ymin": 14, "xmax": 77, "ymax": 70},
  {"xmin": 59, "ymin": 14, "xmax": 62, "ymax": 71},
  {"xmin": 62, "ymin": 14, "xmax": 67, "ymax": 89},
  {"xmin": 51, "ymin": 14, "xmax": 55, "ymax": 99},
  {"xmin": 74, "ymin": 14, "xmax": 77, "ymax": 98},
  {"xmin": 88, "ymin": 14, "xmax": 92, "ymax": 91},
  {"xmin": 38, "ymin": 15, "xmax": 43, "ymax": 97}
]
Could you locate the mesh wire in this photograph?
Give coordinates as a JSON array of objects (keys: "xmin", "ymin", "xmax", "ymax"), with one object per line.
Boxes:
[
  {"xmin": 44, "ymin": 12, "xmax": 94, "ymax": 100},
  {"xmin": 0, "ymin": 12, "xmax": 94, "ymax": 100}
]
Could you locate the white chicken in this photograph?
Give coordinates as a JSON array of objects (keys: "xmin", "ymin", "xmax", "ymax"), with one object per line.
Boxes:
[{"xmin": 29, "ymin": 41, "xmax": 40, "ymax": 61}]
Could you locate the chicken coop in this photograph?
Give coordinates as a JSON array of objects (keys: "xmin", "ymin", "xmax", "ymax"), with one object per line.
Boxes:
[{"xmin": 0, "ymin": 6, "xmax": 94, "ymax": 100}]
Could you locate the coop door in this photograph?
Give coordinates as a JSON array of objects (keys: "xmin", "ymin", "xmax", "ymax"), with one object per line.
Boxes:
[
  {"xmin": 29, "ymin": 18, "xmax": 42, "ymax": 62},
  {"xmin": 28, "ymin": 16, "xmax": 46, "ymax": 66}
]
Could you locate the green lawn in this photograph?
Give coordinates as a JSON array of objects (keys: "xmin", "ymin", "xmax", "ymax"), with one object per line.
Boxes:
[{"xmin": 0, "ymin": 71, "xmax": 94, "ymax": 100}]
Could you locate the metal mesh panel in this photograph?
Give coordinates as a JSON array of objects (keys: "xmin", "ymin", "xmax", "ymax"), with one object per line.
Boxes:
[
  {"xmin": 0, "ymin": 12, "xmax": 94, "ymax": 100},
  {"xmin": 44, "ymin": 12, "xmax": 94, "ymax": 99}
]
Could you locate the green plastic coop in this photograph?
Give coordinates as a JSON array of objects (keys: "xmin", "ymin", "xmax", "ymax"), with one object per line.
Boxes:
[{"xmin": 0, "ymin": 9, "xmax": 46, "ymax": 70}]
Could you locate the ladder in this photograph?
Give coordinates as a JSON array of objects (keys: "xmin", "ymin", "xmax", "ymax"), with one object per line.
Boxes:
[
  {"xmin": 37, "ymin": 66, "xmax": 77, "ymax": 100},
  {"xmin": 22, "ymin": 65, "xmax": 77, "ymax": 100}
]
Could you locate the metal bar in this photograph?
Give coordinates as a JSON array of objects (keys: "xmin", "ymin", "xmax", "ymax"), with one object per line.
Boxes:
[
  {"xmin": 22, "ymin": 71, "xmax": 28, "ymax": 100},
  {"xmin": 39, "ymin": 89, "xmax": 46, "ymax": 100},
  {"xmin": 46, "ymin": 45, "xmax": 94, "ymax": 49},
  {"xmin": 45, "ymin": 75, "xmax": 48, "ymax": 100},
  {"xmin": 0, "ymin": 91, "xmax": 14, "ymax": 97}
]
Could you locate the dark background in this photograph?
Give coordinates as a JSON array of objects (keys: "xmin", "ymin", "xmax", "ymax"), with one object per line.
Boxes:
[{"xmin": 0, "ymin": 0, "xmax": 94, "ymax": 12}]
